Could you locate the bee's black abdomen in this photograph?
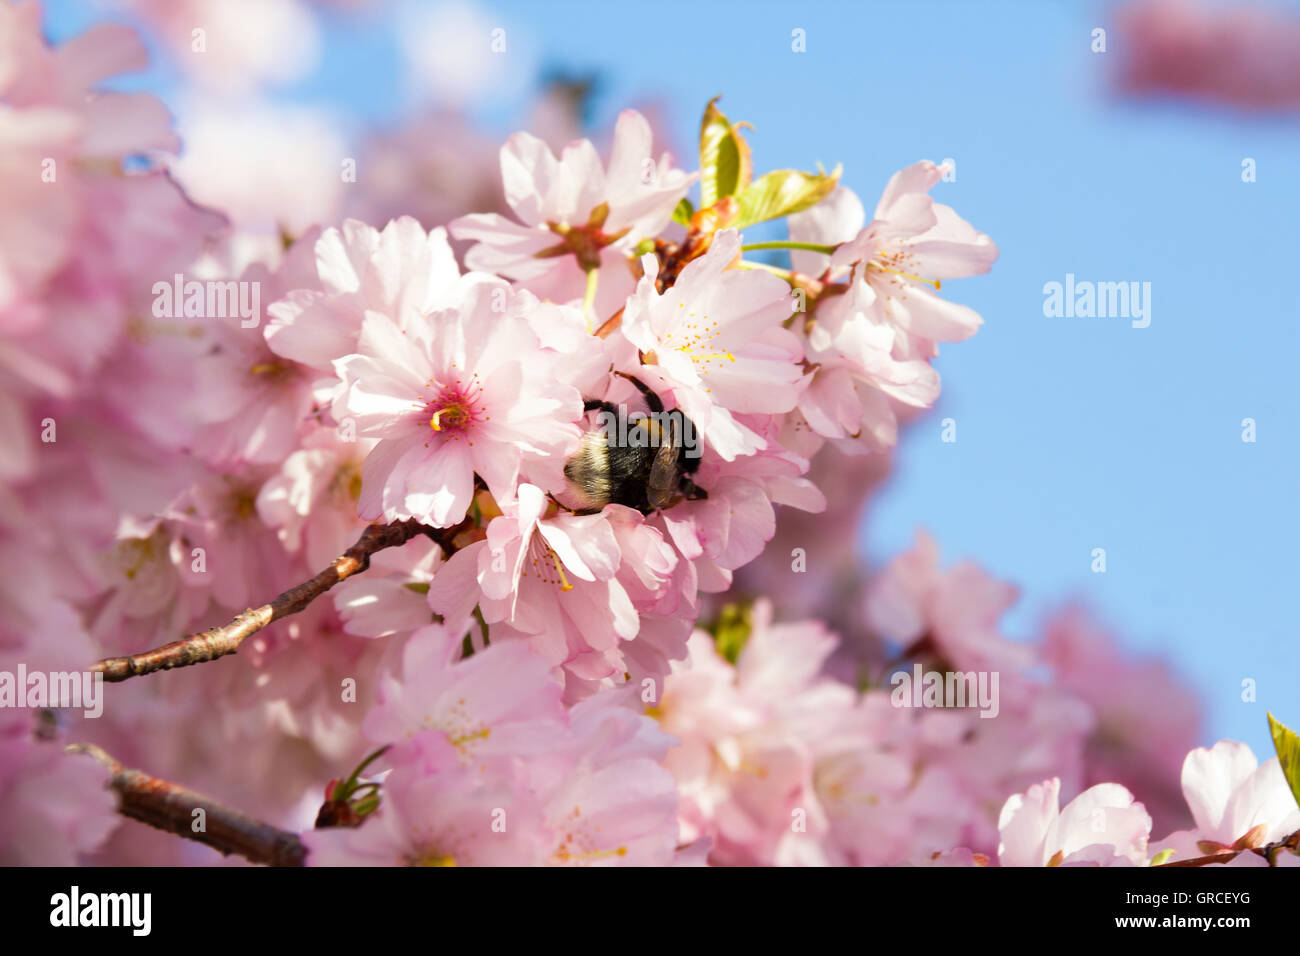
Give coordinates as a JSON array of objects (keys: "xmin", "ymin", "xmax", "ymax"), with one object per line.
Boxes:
[
  {"xmin": 604, "ymin": 442, "xmax": 654, "ymax": 511},
  {"xmin": 566, "ymin": 381, "xmax": 708, "ymax": 515}
]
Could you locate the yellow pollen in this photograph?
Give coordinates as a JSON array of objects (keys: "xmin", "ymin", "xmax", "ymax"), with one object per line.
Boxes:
[
  {"xmin": 429, "ymin": 404, "xmax": 468, "ymax": 431},
  {"xmin": 119, "ymin": 537, "xmax": 156, "ymax": 581},
  {"xmin": 554, "ymin": 845, "xmax": 628, "ymax": 862},
  {"xmin": 667, "ymin": 312, "xmax": 736, "ymax": 370},
  {"xmin": 409, "ymin": 851, "xmax": 458, "ymax": 867},
  {"xmin": 871, "ymin": 261, "xmax": 941, "ymax": 290},
  {"xmin": 824, "ymin": 784, "xmax": 881, "ymax": 807},
  {"xmin": 678, "ymin": 346, "xmax": 735, "ymax": 363},
  {"xmin": 549, "ymin": 549, "xmax": 573, "ymax": 592},
  {"xmin": 447, "ymin": 727, "xmax": 492, "ymax": 748},
  {"xmin": 231, "ymin": 491, "xmax": 257, "ymax": 520}
]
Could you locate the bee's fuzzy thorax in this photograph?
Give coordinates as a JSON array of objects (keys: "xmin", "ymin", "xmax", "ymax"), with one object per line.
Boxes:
[{"xmin": 563, "ymin": 430, "xmax": 613, "ymax": 508}]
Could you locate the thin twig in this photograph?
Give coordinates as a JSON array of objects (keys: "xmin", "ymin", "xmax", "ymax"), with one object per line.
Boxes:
[
  {"xmin": 91, "ymin": 518, "xmax": 459, "ymax": 683},
  {"xmin": 1157, "ymin": 852, "xmax": 1241, "ymax": 867},
  {"xmin": 1155, "ymin": 829, "xmax": 1300, "ymax": 867},
  {"xmin": 594, "ymin": 305, "xmax": 625, "ymax": 338},
  {"xmin": 67, "ymin": 743, "xmax": 307, "ymax": 867}
]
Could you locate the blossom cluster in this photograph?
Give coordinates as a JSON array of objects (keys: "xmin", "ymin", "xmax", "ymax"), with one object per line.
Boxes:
[{"xmin": 1, "ymin": 5, "xmax": 1297, "ymax": 868}]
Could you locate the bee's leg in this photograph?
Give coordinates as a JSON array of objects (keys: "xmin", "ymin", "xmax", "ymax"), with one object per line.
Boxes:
[
  {"xmin": 546, "ymin": 492, "xmax": 604, "ymax": 516},
  {"xmin": 679, "ymin": 477, "xmax": 708, "ymax": 501},
  {"xmin": 613, "ymin": 371, "xmax": 664, "ymax": 415},
  {"xmin": 584, "ymin": 399, "xmax": 622, "ymax": 417}
]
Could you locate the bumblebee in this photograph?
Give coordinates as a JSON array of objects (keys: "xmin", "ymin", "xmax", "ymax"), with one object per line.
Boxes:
[{"xmin": 562, "ymin": 372, "xmax": 707, "ymax": 514}]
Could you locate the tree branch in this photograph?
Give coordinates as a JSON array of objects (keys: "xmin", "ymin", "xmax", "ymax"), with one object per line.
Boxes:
[
  {"xmin": 91, "ymin": 518, "xmax": 464, "ymax": 683},
  {"xmin": 1155, "ymin": 829, "xmax": 1300, "ymax": 867},
  {"xmin": 68, "ymin": 743, "xmax": 306, "ymax": 867}
]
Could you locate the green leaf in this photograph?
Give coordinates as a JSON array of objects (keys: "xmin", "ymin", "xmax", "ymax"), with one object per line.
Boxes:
[
  {"xmin": 733, "ymin": 165, "xmax": 842, "ymax": 230},
  {"xmin": 710, "ymin": 601, "xmax": 753, "ymax": 666},
  {"xmin": 698, "ymin": 97, "xmax": 752, "ymax": 210},
  {"xmin": 1268, "ymin": 712, "xmax": 1300, "ymax": 812},
  {"xmin": 671, "ymin": 197, "xmax": 694, "ymax": 227}
]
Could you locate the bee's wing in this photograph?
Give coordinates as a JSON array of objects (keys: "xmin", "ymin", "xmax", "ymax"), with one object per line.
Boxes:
[{"xmin": 646, "ymin": 414, "xmax": 683, "ymax": 510}]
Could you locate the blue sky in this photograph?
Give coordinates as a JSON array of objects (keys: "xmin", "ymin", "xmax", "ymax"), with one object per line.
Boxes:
[{"xmin": 42, "ymin": 0, "xmax": 1300, "ymax": 758}]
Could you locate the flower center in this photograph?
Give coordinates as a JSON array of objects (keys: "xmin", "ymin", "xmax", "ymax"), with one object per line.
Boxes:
[
  {"xmin": 535, "ymin": 201, "xmax": 632, "ymax": 272},
  {"xmin": 249, "ymin": 360, "xmax": 295, "ymax": 382},
  {"xmin": 406, "ymin": 848, "xmax": 458, "ymax": 867},
  {"xmin": 867, "ymin": 246, "xmax": 941, "ymax": 290},
  {"xmin": 522, "ymin": 540, "xmax": 573, "ymax": 592},
  {"xmin": 429, "ymin": 402, "xmax": 471, "ymax": 431},
  {"xmin": 114, "ymin": 532, "xmax": 162, "ymax": 581},
  {"xmin": 231, "ymin": 488, "xmax": 258, "ymax": 521},
  {"xmin": 662, "ymin": 307, "xmax": 736, "ymax": 373},
  {"xmin": 415, "ymin": 374, "xmax": 485, "ymax": 443},
  {"xmin": 553, "ymin": 805, "xmax": 628, "ymax": 863},
  {"xmin": 329, "ymin": 461, "xmax": 364, "ymax": 503}
]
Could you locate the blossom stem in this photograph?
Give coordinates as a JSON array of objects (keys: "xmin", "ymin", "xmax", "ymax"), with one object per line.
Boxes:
[
  {"xmin": 583, "ymin": 265, "xmax": 600, "ymax": 333},
  {"xmin": 472, "ymin": 605, "xmax": 491, "ymax": 650},
  {"xmin": 90, "ymin": 518, "xmax": 467, "ymax": 683},
  {"xmin": 739, "ymin": 240, "xmax": 837, "ymax": 254},
  {"xmin": 66, "ymin": 743, "xmax": 307, "ymax": 866},
  {"xmin": 736, "ymin": 259, "xmax": 795, "ymax": 279}
]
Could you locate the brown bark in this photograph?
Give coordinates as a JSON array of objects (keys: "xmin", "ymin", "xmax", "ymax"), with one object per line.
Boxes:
[
  {"xmin": 68, "ymin": 743, "xmax": 307, "ymax": 867},
  {"xmin": 90, "ymin": 518, "xmax": 461, "ymax": 683}
]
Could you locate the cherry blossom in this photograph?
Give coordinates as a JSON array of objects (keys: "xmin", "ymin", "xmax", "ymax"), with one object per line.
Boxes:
[
  {"xmin": 5, "ymin": 11, "xmax": 1277, "ymax": 876},
  {"xmin": 996, "ymin": 778, "xmax": 1152, "ymax": 867},
  {"xmin": 621, "ymin": 229, "xmax": 805, "ymax": 459},
  {"xmin": 450, "ymin": 110, "xmax": 694, "ymax": 316},
  {"xmin": 330, "ymin": 281, "xmax": 582, "ymax": 527},
  {"xmin": 1153, "ymin": 741, "xmax": 1300, "ymax": 864}
]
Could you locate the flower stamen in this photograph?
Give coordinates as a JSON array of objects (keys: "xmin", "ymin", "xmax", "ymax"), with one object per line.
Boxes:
[
  {"xmin": 549, "ymin": 549, "xmax": 573, "ymax": 592},
  {"xmin": 553, "ymin": 845, "xmax": 628, "ymax": 862},
  {"xmin": 430, "ymin": 403, "xmax": 470, "ymax": 431},
  {"xmin": 868, "ymin": 261, "xmax": 942, "ymax": 290}
]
